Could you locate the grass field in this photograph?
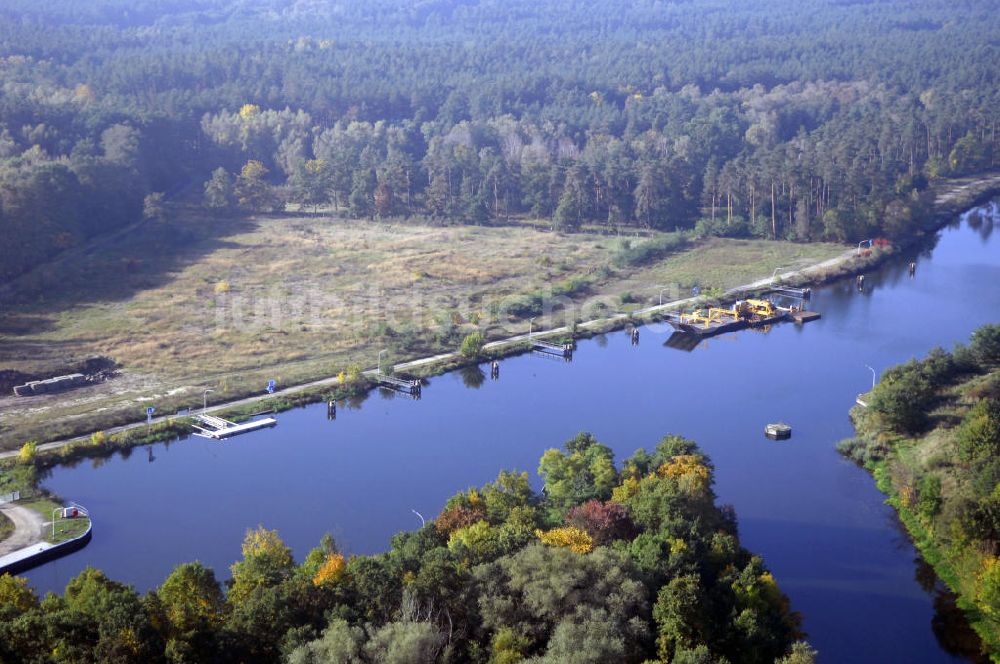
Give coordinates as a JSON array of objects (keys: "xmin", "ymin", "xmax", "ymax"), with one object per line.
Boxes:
[
  {"xmin": 0, "ymin": 207, "xmax": 844, "ymax": 450},
  {"xmin": 18, "ymin": 496, "xmax": 90, "ymax": 544}
]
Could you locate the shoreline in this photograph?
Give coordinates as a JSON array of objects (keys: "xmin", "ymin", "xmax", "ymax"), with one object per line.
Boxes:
[{"xmin": 2, "ymin": 171, "xmax": 999, "ymax": 468}]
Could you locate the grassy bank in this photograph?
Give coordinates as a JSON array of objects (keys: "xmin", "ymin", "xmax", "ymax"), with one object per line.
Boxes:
[
  {"xmin": 0, "ymin": 205, "xmax": 843, "ymax": 451},
  {"xmin": 839, "ymin": 325, "xmax": 1000, "ymax": 660},
  {"xmin": 17, "ymin": 496, "xmax": 90, "ymax": 544}
]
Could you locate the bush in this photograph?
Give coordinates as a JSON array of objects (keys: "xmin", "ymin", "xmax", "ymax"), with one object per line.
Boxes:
[
  {"xmin": 551, "ymin": 276, "xmax": 592, "ymax": 298},
  {"xmin": 502, "ymin": 292, "xmax": 544, "ymax": 318},
  {"xmin": 694, "ymin": 216, "xmax": 749, "ymax": 238},
  {"xmin": 460, "ymin": 331, "xmax": 486, "ymax": 358},
  {"xmin": 837, "ymin": 436, "xmax": 890, "ymax": 465},
  {"xmin": 870, "ymin": 360, "xmax": 934, "ymax": 434},
  {"xmin": 956, "ymin": 399, "xmax": 1000, "ymax": 463},
  {"xmin": 612, "ymin": 233, "xmax": 689, "ymax": 268},
  {"xmin": 17, "ymin": 441, "xmax": 37, "ymax": 465},
  {"xmin": 971, "ymin": 324, "xmax": 1000, "ymax": 366},
  {"xmin": 916, "ymin": 475, "xmax": 942, "ymax": 520}
]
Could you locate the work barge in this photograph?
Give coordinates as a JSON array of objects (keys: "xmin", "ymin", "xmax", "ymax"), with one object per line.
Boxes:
[{"xmin": 664, "ymin": 294, "xmax": 821, "ymax": 338}]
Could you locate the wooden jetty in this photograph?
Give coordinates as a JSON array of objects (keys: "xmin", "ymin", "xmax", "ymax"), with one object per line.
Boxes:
[
  {"xmin": 770, "ymin": 286, "xmax": 812, "ymax": 299},
  {"xmin": 531, "ymin": 339, "xmax": 573, "ymax": 357},
  {"xmin": 191, "ymin": 413, "xmax": 277, "ymax": 439},
  {"xmin": 376, "ymin": 372, "xmax": 422, "ymax": 396}
]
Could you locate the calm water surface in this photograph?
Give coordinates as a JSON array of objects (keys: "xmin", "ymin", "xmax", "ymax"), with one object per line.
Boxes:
[{"xmin": 25, "ymin": 203, "xmax": 1000, "ymax": 662}]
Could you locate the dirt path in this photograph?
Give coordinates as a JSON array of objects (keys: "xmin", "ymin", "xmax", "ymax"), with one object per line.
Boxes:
[
  {"xmin": 0, "ymin": 504, "xmax": 44, "ymax": 556},
  {"xmin": 934, "ymin": 172, "xmax": 1000, "ymax": 208}
]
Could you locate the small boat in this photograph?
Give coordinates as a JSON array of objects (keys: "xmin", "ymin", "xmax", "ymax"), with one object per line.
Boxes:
[{"xmin": 764, "ymin": 423, "xmax": 792, "ymax": 440}]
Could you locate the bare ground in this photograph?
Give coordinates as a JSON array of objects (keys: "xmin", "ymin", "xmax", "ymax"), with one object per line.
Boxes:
[{"xmin": 0, "ymin": 504, "xmax": 44, "ymax": 556}]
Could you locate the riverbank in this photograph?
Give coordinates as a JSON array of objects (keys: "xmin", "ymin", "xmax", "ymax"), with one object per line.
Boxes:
[
  {"xmin": 0, "ymin": 242, "xmax": 878, "ymax": 470},
  {"xmin": 840, "ymin": 327, "xmax": 1000, "ymax": 661},
  {"xmin": 1, "ymin": 172, "xmax": 997, "ymax": 467}
]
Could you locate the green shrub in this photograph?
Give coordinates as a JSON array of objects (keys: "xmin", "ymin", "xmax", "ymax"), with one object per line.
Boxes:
[
  {"xmin": 957, "ymin": 399, "xmax": 1000, "ymax": 463},
  {"xmin": 916, "ymin": 475, "xmax": 942, "ymax": 520},
  {"xmin": 611, "ymin": 233, "xmax": 689, "ymax": 268},
  {"xmin": 502, "ymin": 292, "xmax": 544, "ymax": 318},
  {"xmin": 971, "ymin": 324, "xmax": 1000, "ymax": 366},
  {"xmin": 870, "ymin": 360, "xmax": 934, "ymax": 434},
  {"xmin": 551, "ymin": 276, "xmax": 592, "ymax": 298},
  {"xmin": 694, "ymin": 216, "xmax": 749, "ymax": 238},
  {"xmin": 460, "ymin": 332, "xmax": 486, "ymax": 359},
  {"xmin": 837, "ymin": 436, "xmax": 890, "ymax": 465}
]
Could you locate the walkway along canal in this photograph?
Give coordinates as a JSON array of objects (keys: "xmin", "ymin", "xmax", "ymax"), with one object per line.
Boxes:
[{"xmin": 23, "ymin": 201, "xmax": 1000, "ymax": 663}]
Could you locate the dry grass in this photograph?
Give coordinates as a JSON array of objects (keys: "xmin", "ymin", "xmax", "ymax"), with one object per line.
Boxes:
[{"xmin": 0, "ymin": 209, "xmax": 844, "ymax": 449}]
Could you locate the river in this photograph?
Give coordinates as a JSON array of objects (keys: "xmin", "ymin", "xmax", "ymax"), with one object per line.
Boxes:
[{"xmin": 23, "ymin": 201, "xmax": 1000, "ymax": 662}]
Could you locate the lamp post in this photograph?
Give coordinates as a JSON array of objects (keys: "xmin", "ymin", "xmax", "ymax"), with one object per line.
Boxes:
[
  {"xmin": 528, "ymin": 317, "xmax": 536, "ymax": 337},
  {"xmin": 203, "ymin": 389, "xmax": 214, "ymax": 412},
  {"xmin": 865, "ymin": 364, "xmax": 877, "ymax": 390},
  {"xmin": 659, "ymin": 287, "xmax": 672, "ymax": 306},
  {"xmin": 378, "ymin": 349, "xmax": 388, "ymax": 376},
  {"xmin": 771, "ymin": 267, "xmax": 785, "ymax": 283},
  {"xmin": 411, "ymin": 509, "xmax": 426, "ymax": 527},
  {"xmin": 857, "ymin": 239, "xmax": 873, "ymax": 256}
]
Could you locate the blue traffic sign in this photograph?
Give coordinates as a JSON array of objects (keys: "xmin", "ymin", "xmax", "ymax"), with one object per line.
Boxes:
[
  {"xmin": 146, "ymin": 406, "xmax": 155, "ymax": 416},
  {"xmin": 267, "ymin": 379, "xmax": 276, "ymax": 394}
]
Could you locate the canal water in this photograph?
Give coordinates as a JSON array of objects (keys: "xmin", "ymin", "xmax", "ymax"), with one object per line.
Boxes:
[{"xmin": 24, "ymin": 203, "xmax": 1000, "ymax": 662}]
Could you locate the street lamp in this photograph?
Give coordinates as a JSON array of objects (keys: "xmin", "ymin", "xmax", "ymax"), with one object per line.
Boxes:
[
  {"xmin": 865, "ymin": 364, "xmax": 877, "ymax": 390},
  {"xmin": 857, "ymin": 239, "xmax": 873, "ymax": 256},
  {"xmin": 771, "ymin": 266, "xmax": 786, "ymax": 283},
  {"xmin": 528, "ymin": 317, "xmax": 536, "ymax": 337},
  {"xmin": 411, "ymin": 509, "xmax": 426, "ymax": 527},
  {"xmin": 202, "ymin": 389, "xmax": 214, "ymax": 412},
  {"xmin": 378, "ymin": 349, "xmax": 388, "ymax": 376},
  {"xmin": 659, "ymin": 287, "xmax": 672, "ymax": 306}
]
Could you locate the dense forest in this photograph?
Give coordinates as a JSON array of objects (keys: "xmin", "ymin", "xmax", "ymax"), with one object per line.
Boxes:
[
  {"xmin": 0, "ymin": 434, "xmax": 810, "ymax": 663},
  {"xmin": 841, "ymin": 323, "xmax": 1000, "ymax": 653},
  {"xmin": 1, "ymin": 0, "xmax": 999, "ymax": 282}
]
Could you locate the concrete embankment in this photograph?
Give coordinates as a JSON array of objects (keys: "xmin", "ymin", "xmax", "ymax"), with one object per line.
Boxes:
[{"xmin": 0, "ymin": 505, "xmax": 92, "ymax": 576}]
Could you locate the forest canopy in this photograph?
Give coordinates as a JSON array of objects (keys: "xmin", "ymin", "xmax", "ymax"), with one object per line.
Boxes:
[{"xmin": 1, "ymin": 0, "xmax": 999, "ymax": 281}]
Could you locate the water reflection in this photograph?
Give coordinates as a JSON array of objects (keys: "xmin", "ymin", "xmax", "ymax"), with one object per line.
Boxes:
[{"xmin": 459, "ymin": 364, "xmax": 486, "ymax": 389}]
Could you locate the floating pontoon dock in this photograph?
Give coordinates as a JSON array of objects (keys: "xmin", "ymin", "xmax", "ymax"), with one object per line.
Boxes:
[
  {"xmin": 191, "ymin": 413, "xmax": 277, "ymax": 439},
  {"xmin": 531, "ymin": 339, "xmax": 574, "ymax": 357},
  {"xmin": 375, "ymin": 373, "xmax": 422, "ymax": 396},
  {"xmin": 790, "ymin": 310, "xmax": 822, "ymax": 323},
  {"xmin": 769, "ymin": 286, "xmax": 812, "ymax": 299}
]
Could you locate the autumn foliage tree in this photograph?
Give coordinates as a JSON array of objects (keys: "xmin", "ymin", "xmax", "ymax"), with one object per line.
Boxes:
[
  {"xmin": 235, "ymin": 160, "xmax": 277, "ymax": 212},
  {"xmin": 565, "ymin": 499, "xmax": 637, "ymax": 545}
]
